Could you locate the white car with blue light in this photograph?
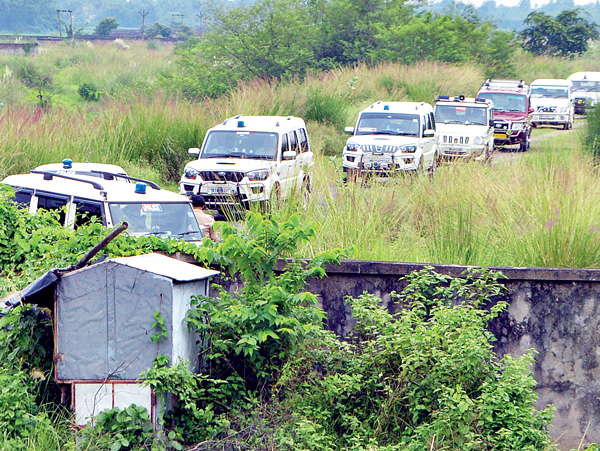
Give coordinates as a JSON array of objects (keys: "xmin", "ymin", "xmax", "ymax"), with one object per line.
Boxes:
[
  {"xmin": 1, "ymin": 163, "xmax": 205, "ymax": 242},
  {"xmin": 179, "ymin": 115, "xmax": 313, "ymax": 216},
  {"xmin": 342, "ymin": 101, "xmax": 438, "ymax": 180},
  {"xmin": 434, "ymin": 96, "xmax": 495, "ymax": 160}
]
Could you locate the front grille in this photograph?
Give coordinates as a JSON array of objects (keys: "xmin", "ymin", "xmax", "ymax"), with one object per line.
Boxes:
[
  {"xmin": 537, "ymin": 106, "xmax": 557, "ymax": 113},
  {"xmin": 201, "ymin": 171, "xmax": 245, "ymax": 182},
  {"xmin": 360, "ymin": 144, "xmax": 398, "ymax": 153},
  {"xmin": 440, "ymin": 135, "xmax": 470, "ymax": 145}
]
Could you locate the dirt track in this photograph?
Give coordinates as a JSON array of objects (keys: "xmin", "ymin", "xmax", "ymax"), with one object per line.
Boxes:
[{"xmin": 490, "ymin": 117, "xmax": 585, "ymax": 165}]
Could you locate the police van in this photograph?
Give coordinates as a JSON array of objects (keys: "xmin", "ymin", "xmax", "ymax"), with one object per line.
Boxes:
[
  {"xmin": 2, "ymin": 161, "xmax": 205, "ymax": 242},
  {"xmin": 179, "ymin": 115, "xmax": 313, "ymax": 216}
]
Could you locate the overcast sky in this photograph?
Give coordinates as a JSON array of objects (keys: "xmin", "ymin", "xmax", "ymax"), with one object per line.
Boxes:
[{"xmin": 461, "ymin": 0, "xmax": 597, "ymax": 6}]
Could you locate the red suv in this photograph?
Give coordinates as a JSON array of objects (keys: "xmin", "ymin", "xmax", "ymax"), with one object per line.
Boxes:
[{"xmin": 477, "ymin": 79, "xmax": 532, "ymax": 152}]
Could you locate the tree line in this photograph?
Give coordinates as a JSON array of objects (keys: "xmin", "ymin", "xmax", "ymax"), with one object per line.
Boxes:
[{"xmin": 165, "ymin": 0, "xmax": 597, "ymax": 99}]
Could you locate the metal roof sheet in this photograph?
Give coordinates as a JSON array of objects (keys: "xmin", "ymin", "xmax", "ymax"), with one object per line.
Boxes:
[{"xmin": 112, "ymin": 253, "xmax": 219, "ymax": 281}]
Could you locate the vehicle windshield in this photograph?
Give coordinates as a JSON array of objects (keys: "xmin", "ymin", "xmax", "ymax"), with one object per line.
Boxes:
[
  {"xmin": 530, "ymin": 86, "xmax": 569, "ymax": 99},
  {"xmin": 356, "ymin": 112, "xmax": 421, "ymax": 137},
  {"xmin": 434, "ymin": 105, "xmax": 488, "ymax": 125},
  {"xmin": 108, "ymin": 202, "xmax": 204, "ymax": 241},
  {"xmin": 200, "ymin": 131, "xmax": 278, "ymax": 160},
  {"xmin": 572, "ymin": 80, "xmax": 600, "ymax": 92},
  {"xmin": 477, "ymin": 93, "xmax": 527, "ymax": 113}
]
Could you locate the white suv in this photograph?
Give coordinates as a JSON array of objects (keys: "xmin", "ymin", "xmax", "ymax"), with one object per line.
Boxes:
[
  {"xmin": 179, "ymin": 115, "xmax": 313, "ymax": 216},
  {"xmin": 568, "ymin": 72, "xmax": 600, "ymax": 115},
  {"xmin": 434, "ymin": 96, "xmax": 494, "ymax": 160},
  {"xmin": 342, "ymin": 101, "xmax": 438, "ymax": 180},
  {"xmin": 529, "ymin": 79, "xmax": 574, "ymax": 130},
  {"xmin": 2, "ymin": 164, "xmax": 205, "ymax": 242}
]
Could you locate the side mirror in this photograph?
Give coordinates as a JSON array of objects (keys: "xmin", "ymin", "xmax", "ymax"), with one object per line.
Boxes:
[
  {"xmin": 282, "ymin": 150, "xmax": 297, "ymax": 160},
  {"xmin": 423, "ymin": 129, "xmax": 435, "ymax": 138},
  {"xmin": 188, "ymin": 147, "xmax": 200, "ymax": 156},
  {"xmin": 528, "ymin": 107, "xmax": 534, "ymax": 114},
  {"xmin": 489, "ymin": 119, "xmax": 495, "ymax": 127},
  {"xmin": 345, "ymin": 126, "xmax": 355, "ymax": 134}
]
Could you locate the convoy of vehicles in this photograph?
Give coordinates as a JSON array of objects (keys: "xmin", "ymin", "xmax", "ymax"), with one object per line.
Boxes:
[
  {"xmin": 2, "ymin": 73, "xmax": 586, "ymax": 225},
  {"xmin": 529, "ymin": 79, "xmax": 574, "ymax": 129},
  {"xmin": 1, "ymin": 164, "xmax": 205, "ymax": 242},
  {"xmin": 433, "ymin": 96, "xmax": 495, "ymax": 160},
  {"xmin": 342, "ymin": 101, "xmax": 438, "ymax": 180},
  {"xmin": 178, "ymin": 115, "xmax": 313, "ymax": 216},
  {"xmin": 476, "ymin": 79, "xmax": 533, "ymax": 152},
  {"xmin": 567, "ymin": 72, "xmax": 600, "ymax": 115}
]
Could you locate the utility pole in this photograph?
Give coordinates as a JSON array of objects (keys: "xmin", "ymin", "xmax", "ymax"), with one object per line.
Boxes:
[
  {"xmin": 56, "ymin": 10, "xmax": 72, "ymax": 39},
  {"xmin": 139, "ymin": 9, "xmax": 149, "ymax": 39},
  {"xmin": 171, "ymin": 13, "xmax": 184, "ymax": 35}
]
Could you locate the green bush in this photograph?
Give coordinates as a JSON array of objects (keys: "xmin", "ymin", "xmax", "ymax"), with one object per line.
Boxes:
[{"xmin": 77, "ymin": 82, "xmax": 103, "ymax": 101}]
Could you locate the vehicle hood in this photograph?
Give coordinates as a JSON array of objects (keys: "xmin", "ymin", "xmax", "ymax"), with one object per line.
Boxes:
[
  {"xmin": 493, "ymin": 111, "xmax": 529, "ymax": 121},
  {"xmin": 347, "ymin": 134, "xmax": 421, "ymax": 147},
  {"xmin": 573, "ymin": 90, "xmax": 600, "ymax": 100},
  {"xmin": 530, "ymin": 97, "xmax": 572, "ymax": 111},
  {"xmin": 436, "ymin": 124, "xmax": 490, "ymax": 135},
  {"xmin": 184, "ymin": 158, "xmax": 275, "ymax": 173}
]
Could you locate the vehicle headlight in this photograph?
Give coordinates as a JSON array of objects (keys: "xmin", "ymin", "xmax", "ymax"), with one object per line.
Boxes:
[
  {"xmin": 184, "ymin": 167, "xmax": 200, "ymax": 179},
  {"xmin": 472, "ymin": 136, "xmax": 485, "ymax": 145},
  {"xmin": 558, "ymin": 106, "xmax": 568, "ymax": 113},
  {"xmin": 346, "ymin": 141, "xmax": 360, "ymax": 151},
  {"xmin": 511, "ymin": 122, "xmax": 524, "ymax": 130},
  {"xmin": 246, "ymin": 169, "xmax": 269, "ymax": 181},
  {"xmin": 399, "ymin": 144, "xmax": 417, "ymax": 153}
]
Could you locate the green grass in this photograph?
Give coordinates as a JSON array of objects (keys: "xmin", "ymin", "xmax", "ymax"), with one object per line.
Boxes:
[{"xmin": 2, "ymin": 40, "xmax": 600, "ymax": 267}]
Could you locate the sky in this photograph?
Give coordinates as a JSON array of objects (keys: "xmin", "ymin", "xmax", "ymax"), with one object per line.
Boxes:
[{"xmin": 458, "ymin": 0, "xmax": 597, "ymax": 6}]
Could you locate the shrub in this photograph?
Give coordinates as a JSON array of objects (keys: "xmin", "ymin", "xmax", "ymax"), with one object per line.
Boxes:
[{"xmin": 77, "ymin": 82, "xmax": 103, "ymax": 101}]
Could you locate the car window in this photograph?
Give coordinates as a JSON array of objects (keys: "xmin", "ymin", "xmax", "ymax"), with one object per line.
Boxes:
[
  {"xmin": 289, "ymin": 130, "xmax": 299, "ymax": 153},
  {"xmin": 298, "ymin": 128, "xmax": 309, "ymax": 152},
  {"xmin": 281, "ymin": 133, "xmax": 289, "ymax": 153},
  {"xmin": 10, "ymin": 188, "xmax": 33, "ymax": 208},
  {"xmin": 74, "ymin": 198, "xmax": 104, "ymax": 228},
  {"xmin": 36, "ymin": 192, "xmax": 70, "ymax": 225}
]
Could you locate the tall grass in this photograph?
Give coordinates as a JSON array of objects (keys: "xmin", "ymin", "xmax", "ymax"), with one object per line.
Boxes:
[
  {"xmin": 2, "ymin": 41, "xmax": 600, "ymax": 267},
  {"xmin": 279, "ymin": 136, "xmax": 600, "ymax": 268}
]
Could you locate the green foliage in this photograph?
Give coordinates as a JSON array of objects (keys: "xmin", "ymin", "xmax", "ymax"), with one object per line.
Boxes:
[
  {"xmin": 95, "ymin": 17, "xmax": 119, "ymax": 37},
  {"xmin": 150, "ymin": 311, "xmax": 168, "ymax": 343},
  {"xmin": 584, "ymin": 106, "xmax": 600, "ymax": 157},
  {"xmin": 80, "ymin": 404, "xmax": 182, "ymax": 451},
  {"xmin": 303, "ymin": 89, "xmax": 350, "ymax": 128},
  {"xmin": 273, "ymin": 267, "xmax": 554, "ymax": 450},
  {"xmin": 146, "ymin": 22, "xmax": 172, "ymax": 39},
  {"xmin": 519, "ymin": 9, "xmax": 599, "ymax": 57},
  {"xmin": 77, "ymin": 82, "xmax": 103, "ymax": 101}
]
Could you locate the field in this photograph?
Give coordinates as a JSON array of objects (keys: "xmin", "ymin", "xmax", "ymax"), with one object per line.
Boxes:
[{"xmin": 1, "ymin": 40, "xmax": 600, "ymax": 267}]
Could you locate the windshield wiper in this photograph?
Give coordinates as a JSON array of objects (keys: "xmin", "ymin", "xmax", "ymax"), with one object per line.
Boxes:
[
  {"xmin": 147, "ymin": 231, "xmax": 168, "ymax": 236},
  {"xmin": 444, "ymin": 120, "xmax": 464, "ymax": 124},
  {"xmin": 175, "ymin": 230, "xmax": 203, "ymax": 237}
]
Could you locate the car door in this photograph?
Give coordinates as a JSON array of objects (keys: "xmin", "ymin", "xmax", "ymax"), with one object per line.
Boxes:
[
  {"xmin": 281, "ymin": 130, "xmax": 300, "ymax": 194},
  {"xmin": 421, "ymin": 113, "xmax": 436, "ymax": 167}
]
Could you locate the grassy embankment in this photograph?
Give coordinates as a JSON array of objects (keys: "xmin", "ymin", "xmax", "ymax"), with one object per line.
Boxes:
[{"xmin": 1, "ymin": 41, "xmax": 600, "ymax": 267}]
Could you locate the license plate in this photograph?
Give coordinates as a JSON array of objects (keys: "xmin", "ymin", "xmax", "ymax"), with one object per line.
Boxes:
[
  {"xmin": 208, "ymin": 186, "xmax": 235, "ymax": 195},
  {"xmin": 494, "ymin": 133, "xmax": 507, "ymax": 139}
]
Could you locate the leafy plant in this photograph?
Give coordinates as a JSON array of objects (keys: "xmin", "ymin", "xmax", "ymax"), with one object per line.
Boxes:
[{"xmin": 78, "ymin": 82, "xmax": 103, "ymax": 101}]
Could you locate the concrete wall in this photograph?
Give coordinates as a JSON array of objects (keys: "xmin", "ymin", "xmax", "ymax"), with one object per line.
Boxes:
[
  {"xmin": 299, "ymin": 260, "xmax": 600, "ymax": 450},
  {"xmin": 187, "ymin": 253, "xmax": 600, "ymax": 450},
  {"xmin": 0, "ymin": 43, "xmax": 39, "ymax": 56}
]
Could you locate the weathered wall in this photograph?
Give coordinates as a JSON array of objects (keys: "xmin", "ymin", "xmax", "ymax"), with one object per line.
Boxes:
[
  {"xmin": 0, "ymin": 43, "xmax": 38, "ymax": 56},
  {"xmin": 298, "ymin": 260, "xmax": 600, "ymax": 450},
  {"xmin": 189, "ymin": 253, "xmax": 600, "ymax": 450}
]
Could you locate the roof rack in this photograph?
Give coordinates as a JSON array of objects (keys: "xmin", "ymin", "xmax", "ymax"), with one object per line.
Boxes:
[
  {"xmin": 90, "ymin": 171, "xmax": 161, "ymax": 190},
  {"xmin": 31, "ymin": 170, "xmax": 105, "ymax": 190}
]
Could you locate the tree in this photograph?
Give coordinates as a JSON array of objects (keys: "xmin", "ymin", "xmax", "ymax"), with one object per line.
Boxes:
[
  {"xmin": 146, "ymin": 22, "xmax": 172, "ymax": 39},
  {"xmin": 519, "ymin": 8, "xmax": 599, "ymax": 56},
  {"xmin": 94, "ymin": 17, "xmax": 118, "ymax": 37}
]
